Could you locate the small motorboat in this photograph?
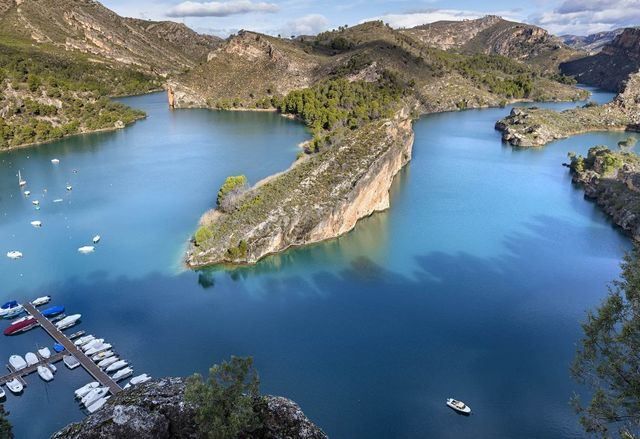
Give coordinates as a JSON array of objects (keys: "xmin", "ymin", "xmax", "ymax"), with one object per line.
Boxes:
[
  {"xmin": 111, "ymin": 367, "xmax": 133, "ymax": 382},
  {"xmin": 105, "ymin": 360, "xmax": 128, "ymax": 373},
  {"xmin": 24, "ymin": 190, "xmax": 31, "ymax": 196},
  {"xmin": 446, "ymin": 398, "xmax": 471, "ymax": 415},
  {"xmin": 6, "ymin": 379, "xmax": 23, "ymax": 394},
  {"xmin": 74, "ymin": 335, "xmax": 94, "ymax": 346},
  {"xmin": 55, "ymin": 314, "xmax": 81, "ymax": 330},
  {"xmin": 82, "ymin": 387, "xmax": 108, "ymax": 407},
  {"xmin": 30, "ymin": 220, "xmax": 42, "ymax": 228},
  {"xmin": 51, "ymin": 159, "xmax": 60, "ymax": 164},
  {"xmin": 66, "ymin": 185, "xmax": 73, "ymax": 191},
  {"xmin": 124, "ymin": 374, "xmax": 151, "ymax": 389},
  {"xmin": 69, "ymin": 330, "xmax": 86, "ymax": 340},
  {"xmin": 42, "ymin": 305, "xmax": 65, "ymax": 317},
  {"xmin": 3, "ymin": 317, "xmax": 37, "ymax": 335},
  {"xmin": 78, "ymin": 246, "xmax": 95, "ymax": 254},
  {"xmin": 92, "ymin": 350, "xmax": 114, "ymax": 362},
  {"xmin": 6, "ymin": 251, "xmax": 22, "ymax": 260},
  {"xmin": 98, "ymin": 356, "xmax": 118, "ymax": 369},
  {"xmin": 87, "ymin": 396, "xmax": 109, "ymax": 414},
  {"xmin": 49, "ymin": 363, "xmax": 57, "ymax": 373},
  {"xmin": 18, "ymin": 170, "xmax": 26, "ymax": 187},
  {"xmin": 53, "ymin": 198, "xmax": 63, "ymax": 203},
  {"xmin": 81, "ymin": 338, "xmax": 104, "ymax": 351},
  {"xmin": 75, "ymin": 382, "xmax": 99, "ymax": 399},
  {"xmin": 3, "ymin": 305, "xmax": 24, "ymax": 319},
  {"xmin": 0, "ymin": 301, "xmax": 19, "ymax": 314},
  {"xmin": 37, "ymin": 365, "xmax": 54, "ymax": 382},
  {"xmin": 31, "ymin": 296, "xmax": 51, "ymax": 306},
  {"xmin": 32, "ymin": 200, "xmax": 39, "ymax": 206},
  {"xmin": 63, "ymin": 355, "xmax": 80, "ymax": 369},
  {"xmin": 53, "ymin": 343, "xmax": 65, "ymax": 353},
  {"xmin": 85, "ymin": 343, "xmax": 111, "ymax": 356},
  {"xmin": 92, "ymin": 235, "xmax": 101, "ymax": 244},
  {"xmin": 25, "ymin": 352, "xmax": 38, "ymax": 366},
  {"xmin": 9, "ymin": 355, "xmax": 27, "ymax": 371},
  {"xmin": 38, "ymin": 347, "xmax": 51, "ymax": 359}
]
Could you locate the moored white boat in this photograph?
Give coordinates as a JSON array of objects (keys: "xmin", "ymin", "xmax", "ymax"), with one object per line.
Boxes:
[
  {"xmin": 111, "ymin": 367, "xmax": 133, "ymax": 382},
  {"xmin": 30, "ymin": 220, "xmax": 42, "ymax": 227},
  {"xmin": 37, "ymin": 365, "xmax": 54, "ymax": 382},
  {"xmin": 31, "ymin": 296, "xmax": 51, "ymax": 306},
  {"xmin": 74, "ymin": 335, "xmax": 94, "ymax": 346},
  {"xmin": 87, "ymin": 396, "xmax": 109, "ymax": 413},
  {"xmin": 92, "ymin": 235, "xmax": 101, "ymax": 244},
  {"xmin": 66, "ymin": 185, "xmax": 73, "ymax": 191},
  {"xmin": 97, "ymin": 356, "xmax": 118, "ymax": 369},
  {"xmin": 78, "ymin": 246, "xmax": 95, "ymax": 254},
  {"xmin": 85, "ymin": 343, "xmax": 111, "ymax": 356},
  {"xmin": 9, "ymin": 355, "xmax": 27, "ymax": 371},
  {"xmin": 82, "ymin": 387, "xmax": 108, "ymax": 407},
  {"xmin": 25, "ymin": 352, "xmax": 38, "ymax": 366},
  {"xmin": 92, "ymin": 350, "xmax": 114, "ymax": 362},
  {"xmin": 63, "ymin": 355, "xmax": 80, "ymax": 370},
  {"xmin": 105, "ymin": 360, "xmax": 128, "ymax": 373},
  {"xmin": 55, "ymin": 314, "xmax": 81, "ymax": 330},
  {"xmin": 6, "ymin": 251, "xmax": 22, "ymax": 260},
  {"xmin": 38, "ymin": 347, "xmax": 51, "ymax": 359},
  {"xmin": 6, "ymin": 379, "xmax": 23, "ymax": 394},
  {"xmin": 51, "ymin": 159, "xmax": 60, "ymax": 164},
  {"xmin": 53, "ymin": 198, "xmax": 63, "ymax": 203},
  {"xmin": 0, "ymin": 301, "xmax": 19, "ymax": 316},
  {"xmin": 3, "ymin": 305, "xmax": 24, "ymax": 319},
  {"xmin": 124, "ymin": 374, "xmax": 151, "ymax": 389},
  {"xmin": 23, "ymin": 190, "xmax": 30, "ymax": 196},
  {"xmin": 32, "ymin": 200, "xmax": 39, "ymax": 206},
  {"xmin": 18, "ymin": 170, "xmax": 26, "ymax": 187},
  {"xmin": 75, "ymin": 382, "xmax": 99, "ymax": 399},
  {"xmin": 82, "ymin": 338, "xmax": 104, "ymax": 351},
  {"xmin": 446, "ymin": 398, "xmax": 471, "ymax": 415}
]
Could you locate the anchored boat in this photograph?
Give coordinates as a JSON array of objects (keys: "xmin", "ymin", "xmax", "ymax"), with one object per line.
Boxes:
[
  {"xmin": 6, "ymin": 379, "xmax": 23, "ymax": 394},
  {"xmin": 38, "ymin": 347, "xmax": 51, "ymax": 359},
  {"xmin": 37, "ymin": 365, "xmax": 54, "ymax": 382},
  {"xmin": 9, "ymin": 355, "xmax": 27, "ymax": 371},
  {"xmin": 74, "ymin": 335, "xmax": 94, "ymax": 346},
  {"xmin": 55, "ymin": 314, "xmax": 81, "ymax": 330},
  {"xmin": 124, "ymin": 374, "xmax": 151, "ymax": 389},
  {"xmin": 42, "ymin": 305, "xmax": 65, "ymax": 317},
  {"xmin": 31, "ymin": 296, "xmax": 51, "ymax": 306},
  {"xmin": 3, "ymin": 317, "xmax": 38, "ymax": 335},
  {"xmin": 111, "ymin": 367, "xmax": 133, "ymax": 382},
  {"xmin": 6, "ymin": 251, "xmax": 22, "ymax": 260},
  {"xmin": 446, "ymin": 398, "xmax": 471, "ymax": 415},
  {"xmin": 87, "ymin": 396, "xmax": 110, "ymax": 413},
  {"xmin": 78, "ymin": 246, "xmax": 95, "ymax": 254},
  {"xmin": 75, "ymin": 382, "xmax": 99, "ymax": 399},
  {"xmin": 25, "ymin": 352, "xmax": 38, "ymax": 367},
  {"xmin": 105, "ymin": 360, "xmax": 128, "ymax": 373}
]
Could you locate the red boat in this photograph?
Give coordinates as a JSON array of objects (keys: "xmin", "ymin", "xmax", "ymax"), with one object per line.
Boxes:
[{"xmin": 4, "ymin": 317, "xmax": 38, "ymax": 335}]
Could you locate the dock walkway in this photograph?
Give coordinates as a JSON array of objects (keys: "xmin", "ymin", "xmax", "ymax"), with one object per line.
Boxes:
[
  {"xmin": 22, "ymin": 303, "xmax": 121, "ymax": 394},
  {"xmin": 0, "ymin": 351, "xmax": 64, "ymax": 387}
]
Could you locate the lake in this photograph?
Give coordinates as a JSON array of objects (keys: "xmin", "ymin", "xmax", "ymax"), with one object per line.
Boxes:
[{"xmin": 0, "ymin": 88, "xmax": 637, "ymax": 438}]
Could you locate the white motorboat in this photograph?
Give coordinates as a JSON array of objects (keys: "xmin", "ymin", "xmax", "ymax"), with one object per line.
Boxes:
[
  {"xmin": 53, "ymin": 198, "xmax": 63, "ymax": 203},
  {"xmin": 85, "ymin": 343, "xmax": 111, "ymax": 356},
  {"xmin": 6, "ymin": 251, "xmax": 23, "ymax": 260},
  {"xmin": 124, "ymin": 374, "xmax": 151, "ymax": 389},
  {"xmin": 24, "ymin": 190, "xmax": 30, "ymax": 196},
  {"xmin": 111, "ymin": 367, "xmax": 133, "ymax": 382},
  {"xmin": 81, "ymin": 338, "xmax": 104, "ymax": 351},
  {"xmin": 12, "ymin": 315, "xmax": 34, "ymax": 324},
  {"xmin": 6, "ymin": 379, "xmax": 23, "ymax": 394},
  {"xmin": 32, "ymin": 200, "xmax": 39, "ymax": 206},
  {"xmin": 105, "ymin": 360, "xmax": 128, "ymax": 373},
  {"xmin": 82, "ymin": 387, "xmax": 108, "ymax": 407},
  {"xmin": 78, "ymin": 246, "xmax": 95, "ymax": 254},
  {"xmin": 31, "ymin": 296, "xmax": 51, "ymax": 306},
  {"xmin": 37, "ymin": 365, "xmax": 54, "ymax": 382},
  {"xmin": 75, "ymin": 382, "xmax": 99, "ymax": 399},
  {"xmin": 38, "ymin": 347, "xmax": 51, "ymax": 359},
  {"xmin": 25, "ymin": 352, "xmax": 38, "ymax": 366},
  {"xmin": 30, "ymin": 220, "xmax": 42, "ymax": 227},
  {"xmin": 66, "ymin": 185, "xmax": 72, "ymax": 191},
  {"xmin": 51, "ymin": 159, "xmax": 60, "ymax": 164},
  {"xmin": 74, "ymin": 335, "xmax": 94, "ymax": 346},
  {"xmin": 87, "ymin": 396, "xmax": 110, "ymax": 413},
  {"xmin": 446, "ymin": 398, "xmax": 471, "ymax": 415},
  {"xmin": 92, "ymin": 235, "xmax": 101, "ymax": 244},
  {"xmin": 92, "ymin": 350, "xmax": 114, "ymax": 362},
  {"xmin": 49, "ymin": 363, "xmax": 57, "ymax": 373},
  {"xmin": 97, "ymin": 356, "xmax": 118, "ymax": 369},
  {"xmin": 9, "ymin": 355, "xmax": 27, "ymax": 371},
  {"xmin": 18, "ymin": 170, "xmax": 26, "ymax": 187},
  {"xmin": 3, "ymin": 305, "xmax": 24, "ymax": 319},
  {"xmin": 63, "ymin": 355, "xmax": 80, "ymax": 369},
  {"xmin": 55, "ymin": 313, "xmax": 81, "ymax": 330}
]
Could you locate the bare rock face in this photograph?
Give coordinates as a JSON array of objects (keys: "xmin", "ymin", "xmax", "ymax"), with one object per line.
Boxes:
[{"xmin": 51, "ymin": 378, "xmax": 327, "ymax": 439}]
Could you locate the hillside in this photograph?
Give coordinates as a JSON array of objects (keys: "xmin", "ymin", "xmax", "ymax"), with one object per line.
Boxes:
[
  {"xmin": 561, "ymin": 29, "xmax": 625, "ymax": 53},
  {"xmin": 560, "ymin": 28, "xmax": 640, "ymax": 92},
  {"xmin": 400, "ymin": 15, "xmax": 580, "ymax": 72},
  {"xmin": 0, "ymin": 0, "xmax": 221, "ymax": 76}
]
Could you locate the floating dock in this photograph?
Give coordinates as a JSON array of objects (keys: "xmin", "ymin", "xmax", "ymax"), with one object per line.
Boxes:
[{"xmin": 0, "ymin": 351, "xmax": 64, "ymax": 387}]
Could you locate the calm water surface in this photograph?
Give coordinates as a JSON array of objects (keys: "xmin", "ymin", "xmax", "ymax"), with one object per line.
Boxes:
[{"xmin": 0, "ymin": 90, "xmax": 637, "ymax": 438}]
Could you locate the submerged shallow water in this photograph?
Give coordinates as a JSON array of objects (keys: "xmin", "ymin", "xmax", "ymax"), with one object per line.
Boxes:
[{"xmin": 0, "ymin": 89, "xmax": 637, "ymax": 438}]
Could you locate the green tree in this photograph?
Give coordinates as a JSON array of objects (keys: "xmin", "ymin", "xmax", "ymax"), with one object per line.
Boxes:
[
  {"xmin": 572, "ymin": 246, "xmax": 640, "ymax": 438},
  {"xmin": 0, "ymin": 405, "xmax": 13, "ymax": 439},
  {"xmin": 185, "ymin": 356, "xmax": 261, "ymax": 439}
]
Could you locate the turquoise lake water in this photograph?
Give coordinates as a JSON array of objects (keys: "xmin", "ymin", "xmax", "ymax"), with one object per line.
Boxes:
[{"xmin": 0, "ymin": 88, "xmax": 638, "ymax": 437}]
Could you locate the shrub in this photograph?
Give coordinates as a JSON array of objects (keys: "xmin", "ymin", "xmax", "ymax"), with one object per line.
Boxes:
[
  {"xmin": 194, "ymin": 226, "xmax": 213, "ymax": 246},
  {"xmin": 217, "ymin": 175, "xmax": 248, "ymax": 210}
]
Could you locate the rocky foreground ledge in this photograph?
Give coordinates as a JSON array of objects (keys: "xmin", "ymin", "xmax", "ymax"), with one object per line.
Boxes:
[
  {"xmin": 495, "ymin": 72, "xmax": 640, "ymax": 147},
  {"xmin": 52, "ymin": 378, "xmax": 327, "ymax": 439}
]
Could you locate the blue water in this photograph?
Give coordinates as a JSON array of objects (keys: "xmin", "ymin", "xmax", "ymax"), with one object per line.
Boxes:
[{"xmin": 0, "ymin": 90, "xmax": 638, "ymax": 438}]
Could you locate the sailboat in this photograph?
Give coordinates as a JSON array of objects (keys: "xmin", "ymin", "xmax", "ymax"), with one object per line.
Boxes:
[{"xmin": 18, "ymin": 170, "xmax": 26, "ymax": 187}]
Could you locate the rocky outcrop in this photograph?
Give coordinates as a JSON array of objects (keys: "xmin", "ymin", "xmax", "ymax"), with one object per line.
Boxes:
[
  {"xmin": 561, "ymin": 28, "xmax": 640, "ymax": 92},
  {"xmin": 52, "ymin": 378, "xmax": 327, "ymax": 439},
  {"xmin": 569, "ymin": 146, "xmax": 640, "ymax": 240},
  {"xmin": 561, "ymin": 29, "xmax": 625, "ymax": 54},
  {"xmin": 495, "ymin": 72, "xmax": 640, "ymax": 147},
  {"xmin": 186, "ymin": 109, "xmax": 414, "ymax": 267}
]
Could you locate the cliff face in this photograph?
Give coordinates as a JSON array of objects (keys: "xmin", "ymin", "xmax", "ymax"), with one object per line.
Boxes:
[
  {"xmin": 561, "ymin": 29, "xmax": 624, "ymax": 53},
  {"xmin": 561, "ymin": 28, "xmax": 640, "ymax": 92},
  {"xmin": 187, "ymin": 110, "xmax": 413, "ymax": 267},
  {"xmin": 495, "ymin": 72, "xmax": 640, "ymax": 147},
  {"xmin": 52, "ymin": 378, "xmax": 327, "ymax": 439}
]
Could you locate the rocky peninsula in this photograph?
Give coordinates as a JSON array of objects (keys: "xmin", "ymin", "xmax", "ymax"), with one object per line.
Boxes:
[{"xmin": 52, "ymin": 377, "xmax": 327, "ymax": 439}]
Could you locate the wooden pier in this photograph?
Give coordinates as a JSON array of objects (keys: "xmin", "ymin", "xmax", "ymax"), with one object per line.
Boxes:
[
  {"xmin": 21, "ymin": 303, "xmax": 121, "ymax": 395},
  {"xmin": 0, "ymin": 351, "xmax": 64, "ymax": 387}
]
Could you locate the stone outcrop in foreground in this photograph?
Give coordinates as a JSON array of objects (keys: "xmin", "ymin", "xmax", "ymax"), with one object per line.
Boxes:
[
  {"xmin": 52, "ymin": 377, "xmax": 327, "ymax": 439},
  {"xmin": 495, "ymin": 72, "xmax": 640, "ymax": 147}
]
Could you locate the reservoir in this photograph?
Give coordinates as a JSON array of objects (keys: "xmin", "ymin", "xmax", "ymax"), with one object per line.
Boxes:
[{"xmin": 0, "ymin": 89, "xmax": 636, "ymax": 438}]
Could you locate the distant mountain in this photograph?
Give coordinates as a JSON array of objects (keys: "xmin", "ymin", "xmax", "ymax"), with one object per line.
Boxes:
[
  {"xmin": 0, "ymin": 0, "xmax": 221, "ymax": 75},
  {"xmin": 401, "ymin": 15, "xmax": 579, "ymax": 71},
  {"xmin": 561, "ymin": 29, "xmax": 625, "ymax": 53},
  {"xmin": 560, "ymin": 28, "xmax": 640, "ymax": 91}
]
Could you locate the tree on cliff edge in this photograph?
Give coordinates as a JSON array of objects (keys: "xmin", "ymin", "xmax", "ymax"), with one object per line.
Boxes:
[
  {"xmin": 0, "ymin": 405, "xmax": 12, "ymax": 439},
  {"xmin": 572, "ymin": 246, "xmax": 640, "ymax": 438},
  {"xmin": 185, "ymin": 356, "xmax": 261, "ymax": 439}
]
